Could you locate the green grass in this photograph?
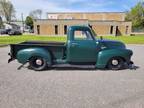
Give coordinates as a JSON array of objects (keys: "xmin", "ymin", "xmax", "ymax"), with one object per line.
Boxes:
[
  {"xmin": 99, "ymin": 36, "xmax": 144, "ymax": 44},
  {"xmin": 0, "ymin": 35, "xmax": 66, "ymax": 45},
  {"xmin": 0, "ymin": 35, "xmax": 144, "ymax": 45}
]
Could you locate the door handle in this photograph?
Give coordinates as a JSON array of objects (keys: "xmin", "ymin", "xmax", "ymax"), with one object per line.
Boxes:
[{"xmin": 71, "ymin": 43, "xmax": 79, "ymax": 47}]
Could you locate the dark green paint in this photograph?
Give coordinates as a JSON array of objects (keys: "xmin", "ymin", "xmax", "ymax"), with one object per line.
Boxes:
[
  {"xmin": 96, "ymin": 49, "xmax": 133, "ymax": 68},
  {"xmin": 10, "ymin": 25, "xmax": 133, "ymax": 69},
  {"xmin": 17, "ymin": 48, "xmax": 52, "ymax": 65}
]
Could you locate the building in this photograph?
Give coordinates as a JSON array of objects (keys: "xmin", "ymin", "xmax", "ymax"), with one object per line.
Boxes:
[
  {"xmin": 3, "ymin": 21, "xmax": 28, "ymax": 32},
  {"xmin": 11, "ymin": 21, "xmax": 30, "ymax": 32},
  {"xmin": 34, "ymin": 12, "xmax": 132, "ymax": 36},
  {"xmin": 3, "ymin": 23, "xmax": 20, "ymax": 30}
]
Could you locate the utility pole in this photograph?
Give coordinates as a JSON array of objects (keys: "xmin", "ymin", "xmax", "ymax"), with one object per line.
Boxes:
[{"xmin": 21, "ymin": 13, "xmax": 24, "ymax": 32}]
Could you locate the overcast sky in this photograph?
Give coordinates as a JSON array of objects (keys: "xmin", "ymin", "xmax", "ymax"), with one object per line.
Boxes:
[{"xmin": 10, "ymin": 0, "xmax": 139, "ymax": 20}]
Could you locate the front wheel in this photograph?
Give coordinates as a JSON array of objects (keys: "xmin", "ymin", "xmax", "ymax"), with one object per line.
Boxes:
[
  {"xmin": 107, "ymin": 57, "xmax": 124, "ymax": 70},
  {"xmin": 29, "ymin": 56, "xmax": 47, "ymax": 71}
]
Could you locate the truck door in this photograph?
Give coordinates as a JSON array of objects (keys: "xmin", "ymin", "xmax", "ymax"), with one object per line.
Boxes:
[{"xmin": 67, "ymin": 29, "xmax": 97, "ymax": 63}]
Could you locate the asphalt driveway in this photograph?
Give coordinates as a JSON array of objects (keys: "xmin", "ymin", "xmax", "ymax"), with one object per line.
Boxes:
[{"xmin": 0, "ymin": 45, "xmax": 144, "ymax": 108}]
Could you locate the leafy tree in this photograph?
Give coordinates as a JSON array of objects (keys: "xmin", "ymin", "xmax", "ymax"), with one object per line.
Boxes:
[
  {"xmin": 25, "ymin": 16, "xmax": 34, "ymax": 29},
  {"xmin": 29, "ymin": 9, "xmax": 43, "ymax": 19},
  {"xmin": 0, "ymin": 0, "xmax": 15, "ymax": 23},
  {"xmin": 125, "ymin": 1, "xmax": 144, "ymax": 29},
  {"xmin": 0, "ymin": 16, "xmax": 3, "ymax": 28}
]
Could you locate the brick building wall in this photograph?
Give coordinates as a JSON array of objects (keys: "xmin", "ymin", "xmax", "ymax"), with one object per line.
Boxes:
[
  {"xmin": 47, "ymin": 12, "xmax": 125, "ymax": 21},
  {"xmin": 34, "ymin": 12, "xmax": 132, "ymax": 36}
]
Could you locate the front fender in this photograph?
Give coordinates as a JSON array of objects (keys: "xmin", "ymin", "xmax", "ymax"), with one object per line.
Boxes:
[
  {"xmin": 96, "ymin": 49, "xmax": 133, "ymax": 68},
  {"xmin": 16, "ymin": 48, "xmax": 51, "ymax": 65}
]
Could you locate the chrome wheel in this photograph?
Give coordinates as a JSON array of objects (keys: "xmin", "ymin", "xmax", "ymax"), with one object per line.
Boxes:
[
  {"xmin": 107, "ymin": 57, "xmax": 124, "ymax": 70},
  {"xmin": 29, "ymin": 56, "xmax": 47, "ymax": 71},
  {"xmin": 112, "ymin": 59, "xmax": 119, "ymax": 66},
  {"xmin": 35, "ymin": 59, "xmax": 43, "ymax": 66}
]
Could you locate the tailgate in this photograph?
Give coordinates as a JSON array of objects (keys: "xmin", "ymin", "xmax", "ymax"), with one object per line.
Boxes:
[{"xmin": 8, "ymin": 44, "xmax": 16, "ymax": 63}]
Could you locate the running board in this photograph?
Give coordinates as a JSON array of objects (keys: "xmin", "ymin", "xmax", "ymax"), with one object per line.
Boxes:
[{"xmin": 54, "ymin": 59, "xmax": 67, "ymax": 64}]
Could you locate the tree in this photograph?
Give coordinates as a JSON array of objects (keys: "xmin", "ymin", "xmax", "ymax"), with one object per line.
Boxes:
[
  {"xmin": 0, "ymin": 16, "xmax": 3, "ymax": 28},
  {"xmin": 29, "ymin": 9, "xmax": 43, "ymax": 19},
  {"xmin": 125, "ymin": 1, "xmax": 144, "ymax": 29},
  {"xmin": 0, "ymin": 0, "xmax": 15, "ymax": 23},
  {"xmin": 25, "ymin": 16, "xmax": 34, "ymax": 29}
]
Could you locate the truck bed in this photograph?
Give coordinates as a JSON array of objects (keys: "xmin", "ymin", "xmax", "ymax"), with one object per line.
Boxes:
[
  {"xmin": 9, "ymin": 41, "xmax": 66, "ymax": 61},
  {"xmin": 20, "ymin": 41, "xmax": 66, "ymax": 46}
]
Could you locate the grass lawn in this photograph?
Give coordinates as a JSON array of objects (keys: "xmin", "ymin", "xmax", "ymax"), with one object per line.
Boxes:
[
  {"xmin": 0, "ymin": 35, "xmax": 66, "ymax": 45},
  {"xmin": 102, "ymin": 35, "xmax": 144, "ymax": 44},
  {"xmin": 0, "ymin": 35, "xmax": 144, "ymax": 45}
]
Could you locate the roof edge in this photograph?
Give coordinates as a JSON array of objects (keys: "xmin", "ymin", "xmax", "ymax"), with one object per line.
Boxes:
[
  {"xmin": 35, "ymin": 19, "xmax": 130, "ymax": 23},
  {"xmin": 46, "ymin": 12, "xmax": 126, "ymax": 14}
]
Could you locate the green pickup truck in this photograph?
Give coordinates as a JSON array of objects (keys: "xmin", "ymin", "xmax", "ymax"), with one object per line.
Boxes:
[{"xmin": 8, "ymin": 26, "xmax": 133, "ymax": 71}]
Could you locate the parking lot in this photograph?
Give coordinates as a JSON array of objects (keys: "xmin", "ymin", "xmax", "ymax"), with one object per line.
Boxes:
[{"xmin": 0, "ymin": 45, "xmax": 144, "ymax": 108}]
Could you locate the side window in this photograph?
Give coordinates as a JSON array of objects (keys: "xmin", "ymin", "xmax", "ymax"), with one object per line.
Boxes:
[{"xmin": 74, "ymin": 30, "xmax": 93, "ymax": 40}]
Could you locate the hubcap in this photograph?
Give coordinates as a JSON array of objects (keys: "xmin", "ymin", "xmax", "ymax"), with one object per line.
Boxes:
[
  {"xmin": 36, "ymin": 59, "xmax": 43, "ymax": 66},
  {"xmin": 112, "ymin": 59, "xmax": 119, "ymax": 66}
]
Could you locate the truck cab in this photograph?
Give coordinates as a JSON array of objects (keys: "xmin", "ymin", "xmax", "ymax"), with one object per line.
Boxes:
[
  {"xmin": 67, "ymin": 26, "xmax": 98, "ymax": 63},
  {"xmin": 8, "ymin": 25, "xmax": 133, "ymax": 71}
]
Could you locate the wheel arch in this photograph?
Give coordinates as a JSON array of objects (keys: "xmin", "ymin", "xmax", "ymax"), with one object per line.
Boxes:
[
  {"xmin": 96, "ymin": 49, "xmax": 129, "ymax": 69},
  {"xmin": 16, "ymin": 48, "xmax": 52, "ymax": 65}
]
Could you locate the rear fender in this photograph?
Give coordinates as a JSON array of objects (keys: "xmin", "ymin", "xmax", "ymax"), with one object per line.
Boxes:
[
  {"xmin": 16, "ymin": 48, "xmax": 52, "ymax": 65},
  {"xmin": 96, "ymin": 49, "xmax": 133, "ymax": 68}
]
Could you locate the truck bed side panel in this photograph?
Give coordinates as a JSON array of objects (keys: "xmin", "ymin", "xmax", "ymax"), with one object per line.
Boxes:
[{"xmin": 10, "ymin": 41, "xmax": 66, "ymax": 61}]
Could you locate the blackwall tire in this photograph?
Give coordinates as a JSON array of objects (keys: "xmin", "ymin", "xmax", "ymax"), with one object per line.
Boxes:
[
  {"xmin": 29, "ymin": 56, "xmax": 47, "ymax": 71},
  {"xmin": 107, "ymin": 57, "xmax": 124, "ymax": 70}
]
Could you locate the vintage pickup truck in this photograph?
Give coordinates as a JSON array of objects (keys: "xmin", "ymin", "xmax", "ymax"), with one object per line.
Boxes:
[{"xmin": 8, "ymin": 26, "xmax": 133, "ymax": 71}]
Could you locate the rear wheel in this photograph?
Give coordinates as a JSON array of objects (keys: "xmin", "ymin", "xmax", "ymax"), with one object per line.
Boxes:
[
  {"xmin": 107, "ymin": 57, "xmax": 124, "ymax": 70},
  {"xmin": 29, "ymin": 56, "xmax": 47, "ymax": 71}
]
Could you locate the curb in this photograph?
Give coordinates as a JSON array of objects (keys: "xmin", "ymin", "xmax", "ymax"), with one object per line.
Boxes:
[{"xmin": 0, "ymin": 44, "xmax": 9, "ymax": 47}]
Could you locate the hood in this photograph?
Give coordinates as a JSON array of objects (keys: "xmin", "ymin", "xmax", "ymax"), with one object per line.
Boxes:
[{"xmin": 97, "ymin": 39, "xmax": 126, "ymax": 49}]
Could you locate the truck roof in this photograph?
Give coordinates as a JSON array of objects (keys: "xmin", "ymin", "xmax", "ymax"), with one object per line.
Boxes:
[{"xmin": 68, "ymin": 25, "xmax": 91, "ymax": 31}]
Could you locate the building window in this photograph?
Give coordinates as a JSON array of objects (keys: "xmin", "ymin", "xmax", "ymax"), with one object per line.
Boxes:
[
  {"xmin": 125, "ymin": 26, "xmax": 129, "ymax": 34},
  {"xmin": 55, "ymin": 25, "xmax": 58, "ymax": 35},
  {"xmin": 110, "ymin": 26, "xmax": 113, "ymax": 34},
  {"xmin": 116, "ymin": 26, "xmax": 119, "ymax": 36},
  {"xmin": 64, "ymin": 25, "xmax": 67, "ymax": 35},
  {"xmin": 37, "ymin": 25, "xmax": 40, "ymax": 35}
]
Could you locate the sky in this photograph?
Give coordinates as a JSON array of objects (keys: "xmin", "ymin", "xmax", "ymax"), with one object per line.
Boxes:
[{"xmin": 10, "ymin": 0, "xmax": 139, "ymax": 20}]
